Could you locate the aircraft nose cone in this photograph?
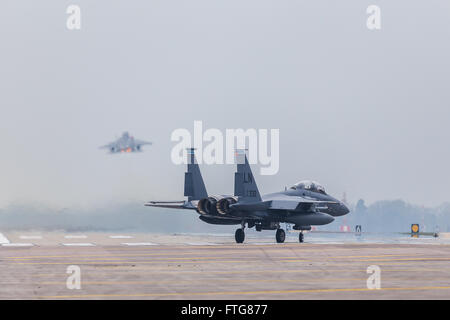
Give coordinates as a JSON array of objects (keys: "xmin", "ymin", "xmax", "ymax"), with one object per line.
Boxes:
[
  {"xmin": 333, "ymin": 202, "xmax": 350, "ymax": 216},
  {"xmin": 342, "ymin": 204, "xmax": 350, "ymax": 215}
]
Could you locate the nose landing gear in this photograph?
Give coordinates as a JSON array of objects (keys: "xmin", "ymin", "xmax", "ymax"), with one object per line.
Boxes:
[{"xmin": 299, "ymin": 232, "xmax": 304, "ymax": 243}]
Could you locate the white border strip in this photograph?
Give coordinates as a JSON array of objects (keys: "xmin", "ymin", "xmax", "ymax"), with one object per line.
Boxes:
[
  {"xmin": 121, "ymin": 242, "xmax": 158, "ymax": 246},
  {"xmin": 109, "ymin": 235, "xmax": 133, "ymax": 239},
  {"xmin": 185, "ymin": 242, "xmax": 219, "ymax": 246},
  {"xmin": 64, "ymin": 235, "xmax": 87, "ymax": 239},
  {"xmin": 19, "ymin": 235, "xmax": 42, "ymax": 240},
  {"xmin": 2, "ymin": 243, "xmax": 33, "ymax": 247},
  {"xmin": 62, "ymin": 243, "xmax": 95, "ymax": 246}
]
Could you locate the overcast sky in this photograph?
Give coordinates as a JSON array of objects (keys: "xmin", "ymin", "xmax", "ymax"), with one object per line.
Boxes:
[{"xmin": 0, "ymin": 0, "xmax": 449, "ymax": 209}]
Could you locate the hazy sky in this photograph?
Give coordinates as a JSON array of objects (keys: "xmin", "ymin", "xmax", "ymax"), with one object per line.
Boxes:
[{"xmin": 0, "ymin": 0, "xmax": 449, "ymax": 209}]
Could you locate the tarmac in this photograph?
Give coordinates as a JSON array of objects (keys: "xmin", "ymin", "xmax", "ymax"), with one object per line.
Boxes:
[{"xmin": 0, "ymin": 231, "xmax": 450, "ymax": 299}]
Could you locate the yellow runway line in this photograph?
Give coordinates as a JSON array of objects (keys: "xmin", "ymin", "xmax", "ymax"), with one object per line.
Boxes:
[
  {"xmin": 37, "ymin": 285, "xmax": 450, "ymax": 299},
  {"xmin": 16, "ymin": 255, "xmax": 450, "ymax": 266},
  {"xmin": 13, "ymin": 259, "xmax": 425, "ymax": 266},
  {"xmin": 10, "ymin": 260, "xmax": 247, "ymax": 265},
  {"xmin": 31, "ymin": 266, "xmax": 449, "ymax": 277},
  {"xmin": 281, "ymin": 257, "xmax": 450, "ymax": 263},
  {"xmin": 36, "ymin": 278, "xmax": 368, "ymax": 286},
  {"xmin": 34, "ymin": 277, "xmax": 450, "ymax": 286},
  {"xmin": 7, "ymin": 256, "xmax": 254, "ymax": 262},
  {"xmin": 351, "ymin": 257, "xmax": 450, "ymax": 262},
  {"xmin": 31, "ymin": 268, "xmax": 367, "ymax": 277},
  {"xmin": 16, "ymin": 261, "xmax": 448, "ymax": 269},
  {"xmin": 324, "ymin": 254, "xmax": 432, "ymax": 259},
  {"xmin": 6, "ymin": 244, "xmax": 425, "ymax": 260},
  {"xmin": 4, "ymin": 249, "xmax": 320, "ymax": 260}
]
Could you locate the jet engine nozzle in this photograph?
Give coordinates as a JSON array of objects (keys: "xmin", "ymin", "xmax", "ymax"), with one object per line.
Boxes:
[
  {"xmin": 197, "ymin": 196, "xmax": 225, "ymax": 215},
  {"xmin": 216, "ymin": 197, "xmax": 238, "ymax": 215}
]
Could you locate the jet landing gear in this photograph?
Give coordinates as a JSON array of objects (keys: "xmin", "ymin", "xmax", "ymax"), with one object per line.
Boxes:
[
  {"xmin": 299, "ymin": 232, "xmax": 304, "ymax": 243},
  {"xmin": 235, "ymin": 221, "xmax": 246, "ymax": 243},
  {"xmin": 276, "ymin": 228, "xmax": 286, "ymax": 243},
  {"xmin": 235, "ymin": 228, "xmax": 245, "ymax": 243},
  {"xmin": 293, "ymin": 225, "xmax": 309, "ymax": 243}
]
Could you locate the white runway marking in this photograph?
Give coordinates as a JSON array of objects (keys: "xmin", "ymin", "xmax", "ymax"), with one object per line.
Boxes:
[
  {"xmin": 185, "ymin": 242, "xmax": 219, "ymax": 246},
  {"xmin": 0, "ymin": 233, "xmax": 10, "ymax": 244},
  {"xmin": 2, "ymin": 243, "xmax": 33, "ymax": 247},
  {"xmin": 121, "ymin": 242, "xmax": 158, "ymax": 246},
  {"xmin": 64, "ymin": 235, "xmax": 87, "ymax": 239},
  {"xmin": 62, "ymin": 243, "xmax": 95, "ymax": 246},
  {"xmin": 250, "ymin": 242, "xmax": 279, "ymax": 245},
  {"xmin": 109, "ymin": 235, "xmax": 133, "ymax": 239},
  {"xmin": 19, "ymin": 236, "xmax": 42, "ymax": 240}
]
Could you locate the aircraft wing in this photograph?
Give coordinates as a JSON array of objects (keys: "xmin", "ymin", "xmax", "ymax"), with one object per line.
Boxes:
[
  {"xmin": 134, "ymin": 139, "xmax": 152, "ymax": 146},
  {"xmin": 99, "ymin": 142, "xmax": 115, "ymax": 149},
  {"xmin": 144, "ymin": 200, "xmax": 197, "ymax": 210}
]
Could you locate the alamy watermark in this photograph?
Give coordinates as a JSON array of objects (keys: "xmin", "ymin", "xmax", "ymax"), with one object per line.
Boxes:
[
  {"xmin": 367, "ymin": 5, "xmax": 381, "ymax": 30},
  {"xmin": 171, "ymin": 121, "xmax": 279, "ymax": 175},
  {"xmin": 366, "ymin": 265, "xmax": 381, "ymax": 290},
  {"xmin": 66, "ymin": 265, "xmax": 81, "ymax": 290},
  {"xmin": 66, "ymin": 5, "xmax": 380, "ymax": 31},
  {"xmin": 66, "ymin": 5, "xmax": 81, "ymax": 30}
]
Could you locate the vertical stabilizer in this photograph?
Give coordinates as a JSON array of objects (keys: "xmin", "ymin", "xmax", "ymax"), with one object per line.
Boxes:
[
  {"xmin": 234, "ymin": 149, "xmax": 262, "ymax": 202},
  {"xmin": 184, "ymin": 148, "xmax": 208, "ymax": 201}
]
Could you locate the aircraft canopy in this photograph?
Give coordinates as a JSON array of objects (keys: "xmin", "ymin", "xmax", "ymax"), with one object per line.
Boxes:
[{"xmin": 290, "ymin": 180, "xmax": 326, "ymax": 194}]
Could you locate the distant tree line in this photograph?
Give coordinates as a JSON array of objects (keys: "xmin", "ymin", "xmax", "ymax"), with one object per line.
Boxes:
[
  {"xmin": 0, "ymin": 200, "xmax": 449, "ymax": 233},
  {"xmin": 345, "ymin": 199, "xmax": 450, "ymax": 233}
]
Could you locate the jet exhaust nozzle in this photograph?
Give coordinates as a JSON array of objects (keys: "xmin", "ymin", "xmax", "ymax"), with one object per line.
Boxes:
[
  {"xmin": 197, "ymin": 196, "xmax": 225, "ymax": 215},
  {"xmin": 216, "ymin": 197, "xmax": 238, "ymax": 215},
  {"xmin": 197, "ymin": 198, "xmax": 209, "ymax": 215}
]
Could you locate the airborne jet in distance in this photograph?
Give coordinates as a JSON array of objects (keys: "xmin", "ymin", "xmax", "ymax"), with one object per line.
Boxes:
[
  {"xmin": 145, "ymin": 149, "xmax": 349, "ymax": 244},
  {"xmin": 100, "ymin": 132, "xmax": 152, "ymax": 153}
]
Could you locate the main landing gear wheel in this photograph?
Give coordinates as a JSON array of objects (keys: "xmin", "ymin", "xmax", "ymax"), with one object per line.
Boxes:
[
  {"xmin": 299, "ymin": 232, "xmax": 304, "ymax": 243},
  {"xmin": 235, "ymin": 228, "xmax": 245, "ymax": 243},
  {"xmin": 276, "ymin": 228, "xmax": 286, "ymax": 243}
]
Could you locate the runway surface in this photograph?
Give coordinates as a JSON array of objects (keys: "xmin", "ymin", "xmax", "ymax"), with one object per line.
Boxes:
[{"xmin": 1, "ymin": 231, "xmax": 450, "ymax": 299}]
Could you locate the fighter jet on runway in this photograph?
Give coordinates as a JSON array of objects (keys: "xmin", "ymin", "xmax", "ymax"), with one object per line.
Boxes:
[
  {"xmin": 145, "ymin": 149, "xmax": 349, "ymax": 243},
  {"xmin": 100, "ymin": 132, "xmax": 152, "ymax": 153}
]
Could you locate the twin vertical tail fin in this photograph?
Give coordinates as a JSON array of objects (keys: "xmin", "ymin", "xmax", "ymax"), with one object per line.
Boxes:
[
  {"xmin": 184, "ymin": 148, "xmax": 260, "ymax": 203},
  {"xmin": 184, "ymin": 148, "xmax": 208, "ymax": 201},
  {"xmin": 234, "ymin": 149, "xmax": 262, "ymax": 203}
]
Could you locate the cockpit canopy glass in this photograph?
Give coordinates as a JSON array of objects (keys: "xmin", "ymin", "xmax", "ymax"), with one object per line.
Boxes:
[{"xmin": 290, "ymin": 180, "xmax": 326, "ymax": 194}]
